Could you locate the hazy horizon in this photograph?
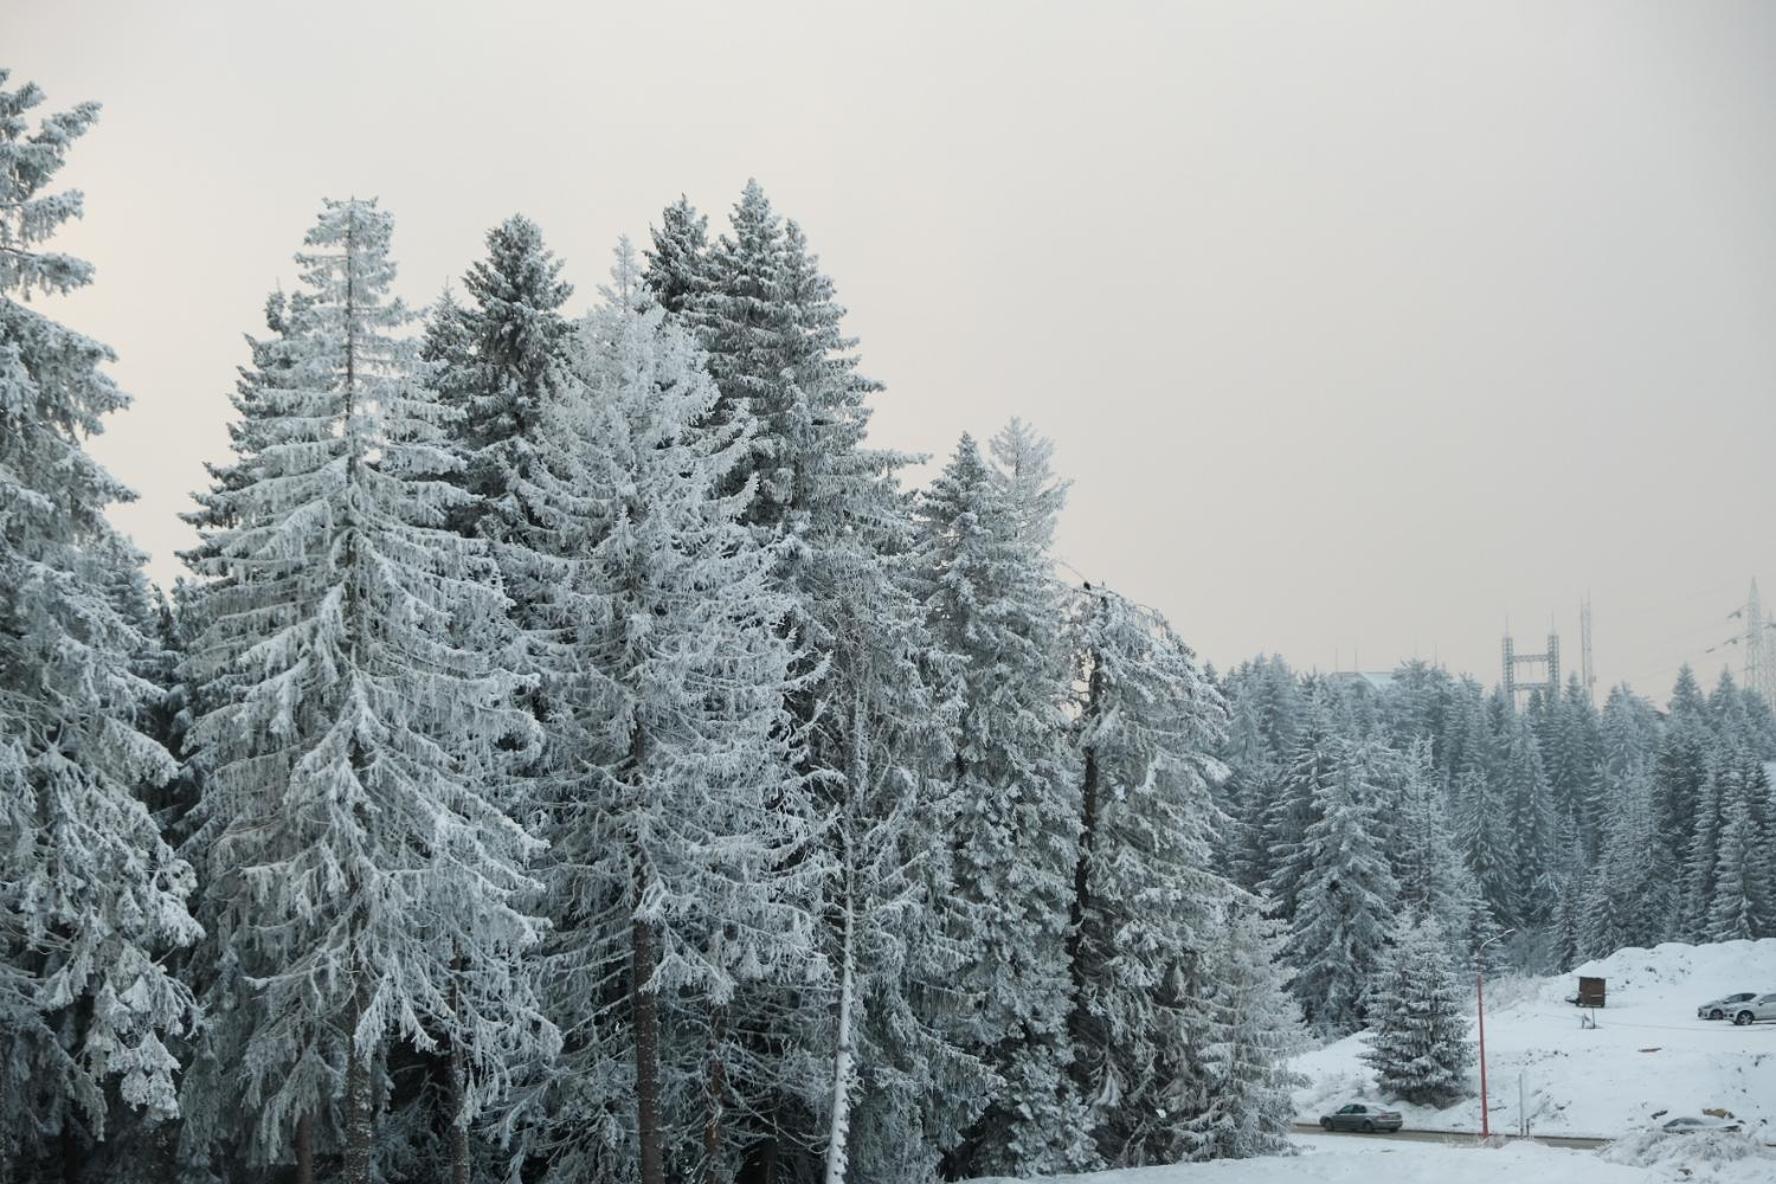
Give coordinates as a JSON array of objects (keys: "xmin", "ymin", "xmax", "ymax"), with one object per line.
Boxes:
[{"xmin": 11, "ymin": 0, "xmax": 1775, "ymax": 702}]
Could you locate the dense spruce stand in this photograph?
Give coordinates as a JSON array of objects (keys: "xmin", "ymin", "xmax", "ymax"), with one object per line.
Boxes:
[{"xmin": 4, "ymin": 65, "xmax": 1775, "ymax": 1184}]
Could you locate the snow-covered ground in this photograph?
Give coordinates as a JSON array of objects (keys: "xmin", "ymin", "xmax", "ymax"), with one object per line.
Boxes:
[
  {"xmin": 964, "ymin": 1132, "xmax": 1776, "ymax": 1184},
  {"xmin": 1292, "ymin": 939, "xmax": 1776, "ymax": 1139}
]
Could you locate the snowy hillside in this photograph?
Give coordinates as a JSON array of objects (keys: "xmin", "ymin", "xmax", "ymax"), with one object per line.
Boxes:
[
  {"xmin": 1293, "ymin": 940, "xmax": 1776, "ymax": 1138},
  {"xmin": 962, "ymin": 1132, "xmax": 1775, "ymax": 1184}
]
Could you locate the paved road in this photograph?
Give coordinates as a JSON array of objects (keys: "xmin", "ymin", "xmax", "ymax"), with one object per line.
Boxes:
[{"xmin": 1290, "ymin": 1122, "xmax": 1611, "ymax": 1150}]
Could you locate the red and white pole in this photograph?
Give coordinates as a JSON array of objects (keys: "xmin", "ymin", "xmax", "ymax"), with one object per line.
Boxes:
[
  {"xmin": 1476, "ymin": 963, "xmax": 1489, "ymax": 1139},
  {"xmin": 1473, "ymin": 929, "xmax": 1512, "ymax": 1142}
]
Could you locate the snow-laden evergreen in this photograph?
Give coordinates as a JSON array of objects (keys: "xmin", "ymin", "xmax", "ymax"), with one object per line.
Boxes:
[
  {"xmin": 1361, "ymin": 918, "xmax": 1472, "ymax": 1107},
  {"xmin": 1280, "ymin": 740, "xmax": 1401, "ymax": 1035},
  {"xmin": 436, "ymin": 214, "xmax": 574, "ymax": 550},
  {"xmin": 1258, "ymin": 688, "xmax": 1340, "ymax": 928},
  {"xmin": 1064, "ymin": 583, "xmax": 1232, "ymax": 1166},
  {"xmin": 641, "ymin": 195, "xmax": 710, "ymax": 316},
  {"xmin": 1184, "ymin": 902, "xmax": 1305, "ymax": 1161},
  {"xmin": 0, "ymin": 73, "xmax": 200, "ymax": 1181},
  {"xmin": 684, "ymin": 181, "xmax": 888, "ymax": 541},
  {"xmin": 1704, "ymin": 752, "xmax": 1774, "ymax": 942},
  {"xmin": 178, "ymin": 200, "xmax": 551, "ymax": 1184},
  {"xmin": 9, "ymin": 63, "xmax": 1768, "ymax": 1177},
  {"xmin": 649, "ymin": 182, "xmax": 977, "ymax": 1182},
  {"xmin": 521, "ymin": 243, "xmax": 824, "ymax": 1184},
  {"xmin": 1216, "ymin": 655, "xmax": 1305, "ymax": 892},
  {"xmin": 1388, "ymin": 742, "xmax": 1482, "ymax": 951},
  {"xmin": 914, "ymin": 433, "xmax": 1088, "ymax": 1179}
]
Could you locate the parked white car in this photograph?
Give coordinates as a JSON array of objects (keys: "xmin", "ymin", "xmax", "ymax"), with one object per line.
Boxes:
[
  {"xmin": 1698, "ymin": 992, "xmax": 1758, "ymax": 1020},
  {"xmin": 1729, "ymin": 993, "xmax": 1776, "ymax": 1026}
]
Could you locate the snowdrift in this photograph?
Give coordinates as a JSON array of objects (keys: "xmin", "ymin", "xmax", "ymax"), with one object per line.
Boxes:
[
  {"xmin": 964, "ymin": 1135, "xmax": 1665, "ymax": 1183},
  {"xmin": 1292, "ymin": 939, "xmax": 1776, "ymax": 1139}
]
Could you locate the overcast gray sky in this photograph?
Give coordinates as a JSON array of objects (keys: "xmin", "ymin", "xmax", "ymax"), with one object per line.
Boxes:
[{"xmin": 11, "ymin": 0, "xmax": 1775, "ymax": 701}]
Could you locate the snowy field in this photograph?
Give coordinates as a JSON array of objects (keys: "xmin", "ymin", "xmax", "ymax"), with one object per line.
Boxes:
[
  {"xmin": 964, "ymin": 1131, "xmax": 1776, "ymax": 1184},
  {"xmin": 1293, "ymin": 939, "xmax": 1776, "ymax": 1138}
]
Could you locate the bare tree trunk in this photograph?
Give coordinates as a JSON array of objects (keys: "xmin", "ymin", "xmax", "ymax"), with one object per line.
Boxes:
[
  {"xmin": 59, "ymin": 1119, "xmax": 81, "ymax": 1184},
  {"xmin": 294, "ymin": 1112, "xmax": 316, "ymax": 1184},
  {"xmin": 447, "ymin": 951, "xmax": 471, "ymax": 1184},
  {"xmin": 447, "ymin": 1039, "xmax": 470, "ymax": 1184},
  {"xmin": 344, "ymin": 995, "xmax": 374, "ymax": 1184},
  {"xmin": 1066, "ymin": 635, "xmax": 1106, "ymax": 1071},
  {"xmin": 633, "ymin": 873, "xmax": 666, "ymax": 1184},
  {"xmin": 824, "ymin": 676, "xmax": 869, "ymax": 1184},
  {"xmin": 822, "ymin": 861, "xmax": 858, "ymax": 1184},
  {"xmin": 703, "ymin": 1007, "xmax": 728, "ymax": 1184}
]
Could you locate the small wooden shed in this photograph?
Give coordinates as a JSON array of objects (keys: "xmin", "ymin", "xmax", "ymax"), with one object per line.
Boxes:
[{"xmin": 1575, "ymin": 975, "xmax": 1606, "ymax": 1008}]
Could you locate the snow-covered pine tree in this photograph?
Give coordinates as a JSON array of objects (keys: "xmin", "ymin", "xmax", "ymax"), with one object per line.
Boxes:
[
  {"xmin": 442, "ymin": 215, "xmax": 574, "ymax": 547},
  {"xmin": 1499, "ymin": 711, "xmax": 1557, "ymax": 928},
  {"xmin": 685, "ymin": 180, "xmax": 889, "ymax": 541},
  {"xmin": 988, "ymin": 418, "xmax": 1070, "ymax": 551},
  {"xmin": 641, "ymin": 195, "xmax": 710, "ymax": 315},
  {"xmin": 0, "ymin": 73, "xmax": 200, "ymax": 1181},
  {"xmin": 1389, "ymin": 741, "xmax": 1473, "ymax": 941},
  {"xmin": 1706, "ymin": 792, "xmax": 1759, "ymax": 942},
  {"xmin": 1216, "ymin": 655, "xmax": 1304, "ymax": 892},
  {"xmin": 1679, "ymin": 754, "xmax": 1728, "ymax": 941},
  {"xmin": 811, "ymin": 538, "xmax": 981, "ymax": 1184},
  {"xmin": 676, "ymin": 181, "xmax": 967, "ymax": 1182},
  {"xmin": 180, "ymin": 200, "xmax": 551, "ymax": 1184},
  {"xmin": 1597, "ymin": 683, "xmax": 1656, "ymax": 766},
  {"xmin": 1182, "ymin": 900, "xmax": 1305, "ymax": 1161},
  {"xmin": 1704, "ymin": 750, "xmax": 1774, "ymax": 941},
  {"xmin": 1580, "ymin": 763, "xmax": 1664, "ymax": 959},
  {"xmin": 1450, "ymin": 740, "xmax": 1515, "ymax": 929},
  {"xmin": 1063, "ymin": 583, "xmax": 1231, "ymax": 1166},
  {"xmin": 1258, "ymin": 686, "xmax": 1341, "ymax": 927},
  {"xmin": 1280, "ymin": 740, "xmax": 1401, "ymax": 1035},
  {"xmin": 523, "ymin": 242, "xmax": 824, "ymax": 1184},
  {"xmin": 1361, "ymin": 919, "xmax": 1472, "ymax": 1107},
  {"xmin": 1651, "ymin": 667, "xmax": 1713, "ymax": 937},
  {"xmin": 429, "ymin": 217, "xmax": 577, "ymax": 737},
  {"xmin": 914, "ymin": 433, "xmax": 1088, "ymax": 1179}
]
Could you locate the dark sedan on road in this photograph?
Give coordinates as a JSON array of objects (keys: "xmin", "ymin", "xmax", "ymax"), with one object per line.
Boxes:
[{"xmin": 1319, "ymin": 1102, "xmax": 1403, "ymax": 1133}]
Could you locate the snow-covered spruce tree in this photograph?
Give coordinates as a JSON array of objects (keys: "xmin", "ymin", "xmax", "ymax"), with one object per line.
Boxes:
[
  {"xmin": 1258, "ymin": 687, "xmax": 1341, "ymax": 928},
  {"xmin": 0, "ymin": 73, "xmax": 200, "ymax": 1182},
  {"xmin": 914, "ymin": 433, "xmax": 1089, "ymax": 1179},
  {"xmin": 1450, "ymin": 747, "xmax": 1515, "ymax": 930},
  {"xmin": 1580, "ymin": 763, "xmax": 1663, "ymax": 959},
  {"xmin": 812, "ymin": 542, "xmax": 982, "ymax": 1184},
  {"xmin": 438, "ymin": 214, "xmax": 574, "ymax": 548},
  {"xmin": 1678, "ymin": 755, "xmax": 1727, "ymax": 941},
  {"xmin": 1183, "ymin": 899, "xmax": 1306, "ymax": 1161},
  {"xmin": 1217, "ymin": 655, "xmax": 1305, "ymax": 892},
  {"xmin": 1389, "ymin": 742, "xmax": 1474, "ymax": 942},
  {"xmin": 1706, "ymin": 793, "xmax": 1759, "ymax": 942},
  {"xmin": 1499, "ymin": 711, "xmax": 1557, "ymax": 928},
  {"xmin": 179, "ymin": 200, "xmax": 551, "ymax": 1184},
  {"xmin": 1280, "ymin": 740, "xmax": 1401, "ymax": 1035},
  {"xmin": 988, "ymin": 418, "xmax": 1070, "ymax": 551},
  {"xmin": 1547, "ymin": 677, "xmax": 1603, "ymax": 853},
  {"xmin": 1361, "ymin": 919, "xmax": 1472, "ymax": 1107},
  {"xmin": 1600, "ymin": 684, "xmax": 1661, "ymax": 784},
  {"xmin": 1650, "ymin": 667, "xmax": 1712, "ymax": 932},
  {"xmin": 1064, "ymin": 583, "xmax": 1236, "ymax": 1166},
  {"xmin": 685, "ymin": 180, "xmax": 886, "ymax": 538},
  {"xmin": 672, "ymin": 181, "xmax": 976, "ymax": 1181},
  {"xmin": 641, "ymin": 195, "xmax": 710, "ymax": 315},
  {"xmin": 522, "ymin": 243, "xmax": 825, "ymax": 1184},
  {"xmin": 1705, "ymin": 752, "xmax": 1774, "ymax": 941},
  {"xmin": 809, "ymin": 420, "xmax": 978, "ymax": 1184}
]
